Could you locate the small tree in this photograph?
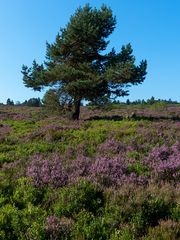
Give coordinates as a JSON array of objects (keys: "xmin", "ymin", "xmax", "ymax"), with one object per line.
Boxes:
[
  {"xmin": 147, "ymin": 96, "xmax": 155, "ymax": 105},
  {"xmin": 6, "ymin": 98, "xmax": 14, "ymax": 106},
  {"xmin": 22, "ymin": 4, "xmax": 147, "ymax": 120},
  {"xmin": 26, "ymin": 98, "xmax": 41, "ymax": 107},
  {"xmin": 42, "ymin": 89, "xmax": 73, "ymax": 114},
  {"xmin": 42, "ymin": 89, "xmax": 61, "ymax": 113},
  {"xmin": 126, "ymin": 99, "xmax": 130, "ymax": 105}
]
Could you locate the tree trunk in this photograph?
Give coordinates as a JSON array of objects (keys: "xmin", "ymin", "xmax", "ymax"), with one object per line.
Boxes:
[{"xmin": 72, "ymin": 99, "xmax": 81, "ymax": 120}]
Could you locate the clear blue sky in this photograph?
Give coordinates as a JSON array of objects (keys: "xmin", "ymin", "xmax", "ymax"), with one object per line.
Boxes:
[{"xmin": 0, "ymin": 0, "xmax": 180, "ymax": 103}]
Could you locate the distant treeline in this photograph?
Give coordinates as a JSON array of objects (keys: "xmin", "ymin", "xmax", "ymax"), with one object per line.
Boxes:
[
  {"xmin": 0, "ymin": 96, "xmax": 179, "ymax": 107},
  {"xmin": 88, "ymin": 96, "xmax": 180, "ymax": 106},
  {"xmin": 1, "ymin": 98, "xmax": 42, "ymax": 107},
  {"xmin": 116, "ymin": 96, "xmax": 179, "ymax": 105}
]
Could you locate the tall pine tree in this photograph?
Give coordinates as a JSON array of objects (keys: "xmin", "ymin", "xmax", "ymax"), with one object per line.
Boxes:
[{"xmin": 22, "ymin": 4, "xmax": 147, "ymax": 120}]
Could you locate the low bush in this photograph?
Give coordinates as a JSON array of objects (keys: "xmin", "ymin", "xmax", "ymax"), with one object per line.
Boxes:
[
  {"xmin": 27, "ymin": 154, "xmax": 68, "ymax": 188},
  {"xmin": 72, "ymin": 210, "xmax": 109, "ymax": 240},
  {"xmin": 53, "ymin": 180, "xmax": 104, "ymax": 217},
  {"xmin": 12, "ymin": 177, "xmax": 42, "ymax": 208},
  {"xmin": 143, "ymin": 220, "xmax": 180, "ymax": 240}
]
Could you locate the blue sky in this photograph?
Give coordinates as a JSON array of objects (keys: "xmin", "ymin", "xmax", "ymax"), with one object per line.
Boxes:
[{"xmin": 0, "ymin": 0, "xmax": 179, "ymax": 103}]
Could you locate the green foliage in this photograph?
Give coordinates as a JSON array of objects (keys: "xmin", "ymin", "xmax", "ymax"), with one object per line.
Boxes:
[
  {"xmin": 72, "ymin": 211, "xmax": 109, "ymax": 240},
  {"xmin": 12, "ymin": 177, "xmax": 43, "ymax": 208},
  {"xmin": 104, "ymin": 184, "xmax": 178, "ymax": 238},
  {"xmin": 0, "ymin": 203, "xmax": 47, "ymax": 239},
  {"xmin": 16, "ymin": 204, "xmax": 46, "ymax": 239},
  {"xmin": 143, "ymin": 220, "xmax": 180, "ymax": 240},
  {"xmin": 42, "ymin": 89, "xmax": 62, "ymax": 114},
  {"xmin": 4, "ymin": 119, "xmax": 37, "ymax": 138},
  {"xmin": 53, "ymin": 180, "xmax": 104, "ymax": 217},
  {"xmin": 0, "ymin": 175, "xmax": 14, "ymax": 202},
  {"xmin": 22, "ymin": 97, "xmax": 42, "ymax": 107},
  {"xmin": 0, "ymin": 204, "xmax": 18, "ymax": 239},
  {"xmin": 170, "ymin": 204, "xmax": 180, "ymax": 221},
  {"xmin": 131, "ymin": 197, "xmax": 174, "ymax": 236},
  {"xmin": 127, "ymin": 162, "xmax": 150, "ymax": 176},
  {"xmin": 16, "ymin": 142, "xmax": 55, "ymax": 156},
  {"xmin": 6, "ymin": 98, "xmax": 14, "ymax": 106},
  {"xmin": 22, "ymin": 4, "xmax": 147, "ymax": 119},
  {"xmin": 42, "ymin": 89, "xmax": 73, "ymax": 115},
  {"xmin": 25, "ymin": 221, "xmax": 46, "ymax": 240},
  {"xmin": 110, "ymin": 228, "xmax": 135, "ymax": 240},
  {"xmin": 149, "ymin": 102, "xmax": 168, "ymax": 111}
]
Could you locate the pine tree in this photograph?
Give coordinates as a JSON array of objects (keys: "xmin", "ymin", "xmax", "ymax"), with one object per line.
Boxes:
[
  {"xmin": 6, "ymin": 98, "xmax": 14, "ymax": 106},
  {"xmin": 22, "ymin": 4, "xmax": 147, "ymax": 120}
]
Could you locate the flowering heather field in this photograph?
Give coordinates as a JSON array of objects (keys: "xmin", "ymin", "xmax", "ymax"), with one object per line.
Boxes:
[{"xmin": 0, "ymin": 104, "xmax": 180, "ymax": 239}]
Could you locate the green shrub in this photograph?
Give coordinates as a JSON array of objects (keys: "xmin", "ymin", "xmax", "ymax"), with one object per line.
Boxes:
[
  {"xmin": 24, "ymin": 221, "xmax": 46, "ymax": 240},
  {"xmin": 72, "ymin": 210, "xmax": 108, "ymax": 240},
  {"xmin": 0, "ymin": 204, "xmax": 18, "ymax": 240},
  {"xmin": 170, "ymin": 204, "xmax": 180, "ymax": 221},
  {"xmin": 0, "ymin": 196, "xmax": 7, "ymax": 208},
  {"xmin": 104, "ymin": 184, "xmax": 178, "ymax": 238},
  {"xmin": 149, "ymin": 102, "xmax": 168, "ymax": 112},
  {"xmin": 4, "ymin": 119, "xmax": 37, "ymax": 137},
  {"xmin": 131, "ymin": 197, "xmax": 173, "ymax": 236},
  {"xmin": 127, "ymin": 162, "xmax": 150, "ymax": 176},
  {"xmin": 12, "ymin": 177, "xmax": 43, "ymax": 208},
  {"xmin": 0, "ymin": 175, "xmax": 14, "ymax": 201},
  {"xmin": 110, "ymin": 227, "xmax": 135, "ymax": 240},
  {"xmin": 53, "ymin": 180, "xmax": 104, "ymax": 217},
  {"xmin": 42, "ymin": 89, "xmax": 62, "ymax": 114},
  {"xmin": 0, "ymin": 202, "xmax": 47, "ymax": 239},
  {"xmin": 143, "ymin": 220, "xmax": 180, "ymax": 240},
  {"xmin": 11, "ymin": 203, "xmax": 47, "ymax": 239}
]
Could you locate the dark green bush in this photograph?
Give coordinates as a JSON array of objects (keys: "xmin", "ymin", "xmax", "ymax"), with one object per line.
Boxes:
[
  {"xmin": 170, "ymin": 204, "xmax": 180, "ymax": 221},
  {"xmin": 0, "ymin": 204, "xmax": 18, "ymax": 240},
  {"xmin": 0, "ymin": 176, "xmax": 14, "ymax": 202},
  {"xmin": 0, "ymin": 203, "xmax": 47, "ymax": 239},
  {"xmin": 53, "ymin": 180, "xmax": 104, "ymax": 217},
  {"xmin": 12, "ymin": 177, "xmax": 43, "ymax": 208},
  {"xmin": 110, "ymin": 227, "xmax": 135, "ymax": 240},
  {"xmin": 143, "ymin": 220, "xmax": 180, "ymax": 240},
  {"xmin": 72, "ymin": 210, "xmax": 108, "ymax": 240},
  {"xmin": 104, "ymin": 184, "xmax": 178, "ymax": 238},
  {"xmin": 131, "ymin": 197, "xmax": 174, "ymax": 236}
]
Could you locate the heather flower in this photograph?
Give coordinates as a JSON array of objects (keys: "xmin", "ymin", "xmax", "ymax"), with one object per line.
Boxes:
[
  {"xmin": 144, "ymin": 142, "xmax": 180, "ymax": 182},
  {"xmin": 120, "ymin": 172, "xmax": 148, "ymax": 186},
  {"xmin": 45, "ymin": 216, "xmax": 60, "ymax": 233},
  {"xmin": 155, "ymin": 151, "xmax": 180, "ymax": 181},
  {"xmin": 68, "ymin": 155, "xmax": 92, "ymax": 182},
  {"xmin": 45, "ymin": 216, "xmax": 61, "ymax": 239},
  {"xmin": 0, "ymin": 123, "xmax": 11, "ymax": 142},
  {"xmin": 45, "ymin": 216, "xmax": 73, "ymax": 239},
  {"xmin": 90, "ymin": 155, "xmax": 126, "ymax": 186},
  {"xmin": 98, "ymin": 138, "xmax": 130, "ymax": 155},
  {"xmin": 27, "ymin": 154, "xmax": 68, "ymax": 188}
]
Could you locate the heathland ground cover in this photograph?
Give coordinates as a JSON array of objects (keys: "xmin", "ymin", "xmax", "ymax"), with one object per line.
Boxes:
[{"xmin": 0, "ymin": 104, "xmax": 180, "ymax": 239}]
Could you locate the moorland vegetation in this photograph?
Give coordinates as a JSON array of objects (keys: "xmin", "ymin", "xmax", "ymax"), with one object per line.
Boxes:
[{"xmin": 0, "ymin": 103, "xmax": 180, "ymax": 239}]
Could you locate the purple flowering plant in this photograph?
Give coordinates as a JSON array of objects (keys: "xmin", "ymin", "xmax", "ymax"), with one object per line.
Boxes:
[{"xmin": 27, "ymin": 153, "xmax": 68, "ymax": 188}]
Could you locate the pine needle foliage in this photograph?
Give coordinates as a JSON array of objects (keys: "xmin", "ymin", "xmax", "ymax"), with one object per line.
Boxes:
[{"xmin": 22, "ymin": 4, "xmax": 147, "ymax": 119}]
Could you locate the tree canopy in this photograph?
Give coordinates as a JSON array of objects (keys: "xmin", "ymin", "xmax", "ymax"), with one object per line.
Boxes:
[{"xmin": 22, "ymin": 4, "xmax": 147, "ymax": 119}]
